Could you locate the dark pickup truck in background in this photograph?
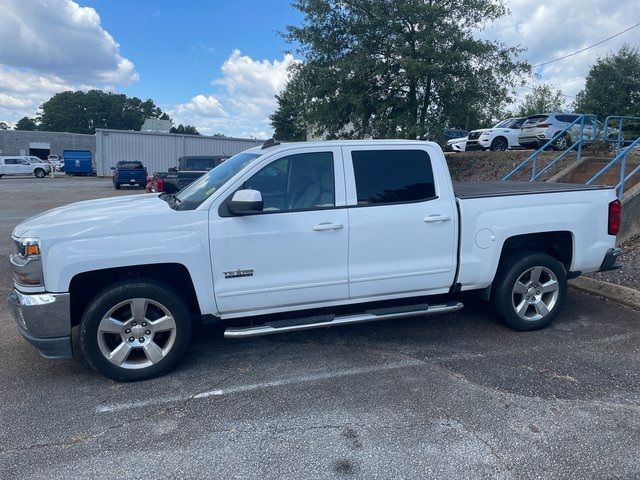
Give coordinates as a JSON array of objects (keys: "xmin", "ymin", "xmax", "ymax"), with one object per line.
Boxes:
[
  {"xmin": 148, "ymin": 155, "xmax": 228, "ymax": 193},
  {"xmin": 111, "ymin": 160, "xmax": 147, "ymax": 189}
]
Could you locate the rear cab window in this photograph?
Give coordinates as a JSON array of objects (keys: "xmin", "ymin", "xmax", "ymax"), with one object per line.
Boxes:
[
  {"xmin": 117, "ymin": 161, "xmax": 144, "ymax": 170},
  {"xmin": 350, "ymin": 149, "xmax": 436, "ymax": 206}
]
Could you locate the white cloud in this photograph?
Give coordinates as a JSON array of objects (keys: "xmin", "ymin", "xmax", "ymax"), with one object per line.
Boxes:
[
  {"xmin": 481, "ymin": 0, "xmax": 640, "ymax": 107},
  {"xmin": 171, "ymin": 49, "xmax": 297, "ymax": 137},
  {"xmin": 0, "ymin": 0, "xmax": 137, "ymax": 122}
]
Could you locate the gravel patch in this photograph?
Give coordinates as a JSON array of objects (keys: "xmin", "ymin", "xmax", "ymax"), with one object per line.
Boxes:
[{"xmin": 588, "ymin": 233, "xmax": 640, "ymax": 291}]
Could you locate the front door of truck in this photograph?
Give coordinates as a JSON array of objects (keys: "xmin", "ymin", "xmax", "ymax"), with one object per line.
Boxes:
[
  {"xmin": 209, "ymin": 146, "xmax": 349, "ymax": 315},
  {"xmin": 343, "ymin": 145, "xmax": 458, "ymax": 299}
]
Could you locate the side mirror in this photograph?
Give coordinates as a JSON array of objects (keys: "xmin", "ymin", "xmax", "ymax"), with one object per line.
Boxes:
[
  {"xmin": 227, "ymin": 189, "xmax": 263, "ymax": 215},
  {"xmin": 168, "ymin": 166, "xmax": 178, "ymax": 172},
  {"xmin": 110, "ymin": 166, "xmax": 115, "ymax": 170}
]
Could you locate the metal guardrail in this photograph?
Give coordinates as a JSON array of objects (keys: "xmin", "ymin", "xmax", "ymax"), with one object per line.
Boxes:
[
  {"xmin": 604, "ymin": 115, "xmax": 640, "ymax": 156},
  {"xmin": 586, "ymin": 136, "xmax": 640, "ymax": 200},
  {"xmin": 502, "ymin": 114, "xmax": 598, "ymax": 181}
]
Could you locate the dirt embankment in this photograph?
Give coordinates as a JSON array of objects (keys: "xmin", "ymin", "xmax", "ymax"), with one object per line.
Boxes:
[{"xmin": 445, "ymin": 150, "xmax": 580, "ymax": 182}]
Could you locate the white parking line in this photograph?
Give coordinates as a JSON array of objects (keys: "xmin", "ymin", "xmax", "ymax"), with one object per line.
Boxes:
[{"xmin": 96, "ymin": 359, "xmax": 425, "ymax": 414}]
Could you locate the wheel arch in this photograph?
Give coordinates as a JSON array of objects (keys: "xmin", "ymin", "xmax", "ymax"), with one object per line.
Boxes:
[
  {"xmin": 478, "ymin": 231, "xmax": 573, "ymax": 300},
  {"xmin": 69, "ymin": 263, "xmax": 201, "ymax": 327},
  {"xmin": 498, "ymin": 231, "xmax": 573, "ymax": 275}
]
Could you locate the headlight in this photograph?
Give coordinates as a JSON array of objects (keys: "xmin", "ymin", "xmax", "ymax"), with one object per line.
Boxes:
[
  {"xmin": 10, "ymin": 237, "xmax": 43, "ymax": 286},
  {"xmin": 14, "ymin": 237, "xmax": 41, "ymax": 258},
  {"xmin": 481, "ymin": 131, "xmax": 492, "ymax": 136}
]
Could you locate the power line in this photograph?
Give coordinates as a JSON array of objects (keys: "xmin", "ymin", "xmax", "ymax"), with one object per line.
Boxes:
[{"xmin": 533, "ymin": 20, "xmax": 640, "ymax": 68}]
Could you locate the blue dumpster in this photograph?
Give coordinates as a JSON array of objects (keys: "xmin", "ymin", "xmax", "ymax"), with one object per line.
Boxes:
[{"xmin": 63, "ymin": 150, "xmax": 94, "ymax": 176}]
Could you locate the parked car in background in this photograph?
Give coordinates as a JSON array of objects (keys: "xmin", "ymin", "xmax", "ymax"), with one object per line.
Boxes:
[
  {"xmin": 0, "ymin": 156, "xmax": 50, "ymax": 178},
  {"xmin": 150, "ymin": 155, "xmax": 228, "ymax": 193},
  {"xmin": 444, "ymin": 136, "xmax": 468, "ymax": 152},
  {"xmin": 465, "ymin": 118, "xmax": 527, "ymax": 151},
  {"xmin": 518, "ymin": 113, "xmax": 583, "ymax": 150},
  {"xmin": 112, "ymin": 161, "xmax": 148, "ymax": 190},
  {"xmin": 47, "ymin": 154, "xmax": 64, "ymax": 172},
  {"xmin": 9, "ymin": 139, "xmax": 622, "ymax": 380},
  {"xmin": 438, "ymin": 128, "xmax": 469, "ymax": 146},
  {"xmin": 476, "ymin": 117, "xmax": 527, "ymax": 151}
]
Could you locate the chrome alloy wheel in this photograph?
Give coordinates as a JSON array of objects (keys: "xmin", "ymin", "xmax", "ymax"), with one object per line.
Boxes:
[
  {"xmin": 511, "ymin": 266, "xmax": 560, "ymax": 321},
  {"xmin": 97, "ymin": 298, "xmax": 177, "ymax": 369}
]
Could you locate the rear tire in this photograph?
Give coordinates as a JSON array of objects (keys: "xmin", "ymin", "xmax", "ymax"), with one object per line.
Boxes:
[
  {"xmin": 80, "ymin": 279, "xmax": 193, "ymax": 381},
  {"xmin": 34, "ymin": 168, "xmax": 46, "ymax": 178},
  {"xmin": 553, "ymin": 133, "xmax": 571, "ymax": 151},
  {"xmin": 491, "ymin": 252, "xmax": 567, "ymax": 331}
]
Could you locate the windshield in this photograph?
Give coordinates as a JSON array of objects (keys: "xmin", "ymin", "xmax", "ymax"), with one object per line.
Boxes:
[
  {"xmin": 494, "ymin": 119, "xmax": 513, "ymax": 128},
  {"xmin": 174, "ymin": 151, "xmax": 262, "ymax": 210}
]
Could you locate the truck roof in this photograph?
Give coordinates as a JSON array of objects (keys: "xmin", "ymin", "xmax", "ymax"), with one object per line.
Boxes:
[{"xmin": 248, "ymin": 139, "xmax": 439, "ymax": 155}]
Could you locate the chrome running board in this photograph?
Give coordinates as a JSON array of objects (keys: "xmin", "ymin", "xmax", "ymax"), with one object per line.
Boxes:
[{"xmin": 223, "ymin": 301, "xmax": 464, "ymax": 339}]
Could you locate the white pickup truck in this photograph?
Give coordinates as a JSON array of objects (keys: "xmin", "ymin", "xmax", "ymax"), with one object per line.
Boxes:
[
  {"xmin": 9, "ymin": 140, "xmax": 622, "ymax": 381},
  {"xmin": 0, "ymin": 156, "xmax": 51, "ymax": 178}
]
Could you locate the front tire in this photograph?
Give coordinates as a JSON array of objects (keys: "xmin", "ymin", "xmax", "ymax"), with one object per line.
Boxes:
[
  {"xmin": 491, "ymin": 253, "xmax": 567, "ymax": 331},
  {"xmin": 114, "ymin": 182, "xmax": 121, "ymax": 190},
  {"xmin": 34, "ymin": 168, "xmax": 46, "ymax": 178},
  {"xmin": 80, "ymin": 279, "xmax": 193, "ymax": 381},
  {"xmin": 490, "ymin": 137, "xmax": 508, "ymax": 151}
]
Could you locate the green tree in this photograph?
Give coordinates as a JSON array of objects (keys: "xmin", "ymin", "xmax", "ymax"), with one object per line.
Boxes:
[
  {"xmin": 170, "ymin": 124, "xmax": 200, "ymax": 135},
  {"xmin": 270, "ymin": 68, "xmax": 309, "ymax": 141},
  {"xmin": 38, "ymin": 90, "xmax": 170, "ymax": 134},
  {"xmin": 574, "ymin": 45, "xmax": 640, "ymax": 118},
  {"xmin": 516, "ymin": 85, "xmax": 566, "ymax": 117},
  {"xmin": 14, "ymin": 116, "xmax": 38, "ymax": 131},
  {"xmin": 0, "ymin": 121, "xmax": 9, "ymax": 130},
  {"xmin": 272, "ymin": 0, "xmax": 529, "ymax": 139}
]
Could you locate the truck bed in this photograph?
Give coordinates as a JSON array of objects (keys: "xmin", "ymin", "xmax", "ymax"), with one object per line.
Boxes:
[{"xmin": 453, "ymin": 181, "xmax": 613, "ymax": 199}]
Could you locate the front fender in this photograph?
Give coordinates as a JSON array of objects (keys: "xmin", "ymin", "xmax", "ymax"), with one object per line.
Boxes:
[{"xmin": 42, "ymin": 229, "xmax": 217, "ymax": 316}]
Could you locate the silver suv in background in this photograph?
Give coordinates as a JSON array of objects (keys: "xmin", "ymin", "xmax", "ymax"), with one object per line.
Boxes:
[{"xmin": 518, "ymin": 113, "xmax": 584, "ymax": 150}]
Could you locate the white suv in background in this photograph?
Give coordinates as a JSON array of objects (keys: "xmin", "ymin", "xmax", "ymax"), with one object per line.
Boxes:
[{"xmin": 466, "ymin": 118, "xmax": 527, "ymax": 151}]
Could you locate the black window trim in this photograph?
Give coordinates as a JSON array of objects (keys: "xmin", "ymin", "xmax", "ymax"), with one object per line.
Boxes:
[
  {"xmin": 218, "ymin": 150, "xmax": 338, "ymax": 218},
  {"xmin": 349, "ymin": 148, "xmax": 438, "ymax": 208}
]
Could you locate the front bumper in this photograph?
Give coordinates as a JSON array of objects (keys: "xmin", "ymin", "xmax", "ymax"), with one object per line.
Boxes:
[
  {"xmin": 465, "ymin": 140, "xmax": 484, "ymax": 151},
  {"xmin": 8, "ymin": 289, "xmax": 72, "ymax": 358},
  {"xmin": 599, "ymin": 248, "xmax": 623, "ymax": 272}
]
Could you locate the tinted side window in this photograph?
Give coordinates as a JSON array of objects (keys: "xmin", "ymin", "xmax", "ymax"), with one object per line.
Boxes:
[
  {"xmin": 244, "ymin": 152, "xmax": 335, "ymax": 212},
  {"xmin": 5, "ymin": 158, "xmax": 18, "ymax": 165},
  {"xmin": 352, "ymin": 150, "xmax": 435, "ymax": 206}
]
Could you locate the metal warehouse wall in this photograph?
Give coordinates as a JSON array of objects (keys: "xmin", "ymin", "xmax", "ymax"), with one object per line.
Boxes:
[{"xmin": 95, "ymin": 129, "xmax": 263, "ymax": 176}]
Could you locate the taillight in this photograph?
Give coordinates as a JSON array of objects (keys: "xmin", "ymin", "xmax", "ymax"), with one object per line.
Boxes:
[
  {"xmin": 155, "ymin": 176, "xmax": 164, "ymax": 192},
  {"xmin": 536, "ymin": 123, "xmax": 551, "ymax": 128},
  {"xmin": 608, "ymin": 199, "xmax": 622, "ymax": 236}
]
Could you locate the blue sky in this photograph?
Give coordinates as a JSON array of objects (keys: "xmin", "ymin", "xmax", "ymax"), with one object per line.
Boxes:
[
  {"xmin": 0, "ymin": 1, "xmax": 639, "ymax": 137},
  {"xmin": 80, "ymin": 0, "xmax": 301, "ymax": 105}
]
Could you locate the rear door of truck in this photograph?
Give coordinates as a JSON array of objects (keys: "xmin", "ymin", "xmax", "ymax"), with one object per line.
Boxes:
[{"xmin": 342, "ymin": 144, "xmax": 458, "ymax": 298}]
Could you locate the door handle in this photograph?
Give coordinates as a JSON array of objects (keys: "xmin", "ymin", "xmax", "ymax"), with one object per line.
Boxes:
[
  {"xmin": 313, "ymin": 222, "xmax": 344, "ymax": 231},
  {"xmin": 423, "ymin": 214, "xmax": 451, "ymax": 223}
]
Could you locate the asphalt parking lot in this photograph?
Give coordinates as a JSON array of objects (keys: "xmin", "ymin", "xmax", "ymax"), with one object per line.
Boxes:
[{"xmin": 1, "ymin": 176, "xmax": 640, "ymax": 479}]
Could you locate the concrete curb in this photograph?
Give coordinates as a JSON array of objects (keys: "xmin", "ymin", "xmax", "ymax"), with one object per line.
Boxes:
[{"xmin": 570, "ymin": 276, "xmax": 640, "ymax": 311}]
